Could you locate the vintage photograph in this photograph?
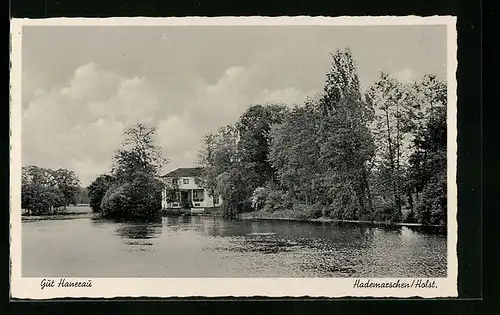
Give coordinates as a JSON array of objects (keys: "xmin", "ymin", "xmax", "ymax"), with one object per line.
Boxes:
[{"xmin": 10, "ymin": 17, "xmax": 457, "ymax": 297}]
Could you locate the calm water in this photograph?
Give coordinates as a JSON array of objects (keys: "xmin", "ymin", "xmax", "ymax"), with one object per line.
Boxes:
[{"xmin": 22, "ymin": 214, "xmax": 447, "ymax": 277}]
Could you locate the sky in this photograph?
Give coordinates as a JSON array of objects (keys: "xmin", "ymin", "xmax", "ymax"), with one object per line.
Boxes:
[{"xmin": 21, "ymin": 24, "xmax": 447, "ymax": 186}]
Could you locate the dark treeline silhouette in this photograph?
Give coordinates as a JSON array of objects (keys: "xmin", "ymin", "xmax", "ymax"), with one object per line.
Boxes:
[{"xmin": 197, "ymin": 48, "xmax": 447, "ymax": 226}]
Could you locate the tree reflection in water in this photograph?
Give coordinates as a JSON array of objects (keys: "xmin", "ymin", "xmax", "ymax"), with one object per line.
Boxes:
[
  {"xmin": 91, "ymin": 216, "xmax": 162, "ymax": 243},
  {"xmin": 115, "ymin": 222, "xmax": 162, "ymax": 240}
]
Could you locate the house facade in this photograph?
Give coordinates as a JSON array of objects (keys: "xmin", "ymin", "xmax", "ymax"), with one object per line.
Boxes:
[{"xmin": 161, "ymin": 167, "xmax": 222, "ymax": 212}]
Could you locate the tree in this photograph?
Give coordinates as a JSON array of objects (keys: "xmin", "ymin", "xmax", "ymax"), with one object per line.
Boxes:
[
  {"xmin": 197, "ymin": 104, "xmax": 287, "ymax": 217},
  {"xmin": 101, "ymin": 172, "xmax": 163, "ymax": 220},
  {"xmin": 365, "ymin": 72, "xmax": 416, "ymax": 219},
  {"xmin": 100, "ymin": 123, "xmax": 168, "ymax": 220},
  {"xmin": 197, "ymin": 124, "xmax": 245, "ymax": 216},
  {"xmin": 21, "ymin": 165, "xmax": 77, "ymax": 214},
  {"xmin": 317, "ymin": 48, "xmax": 375, "ymax": 220},
  {"xmin": 22, "ymin": 166, "xmax": 57, "ymax": 188},
  {"xmin": 112, "ymin": 123, "xmax": 168, "ymax": 183},
  {"xmin": 197, "ymin": 124, "xmax": 239, "ymax": 198},
  {"xmin": 362, "ymin": 72, "xmax": 447, "ymax": 224},
  {"xmin": 194, "ymin": 47, "xmax": 447, "ymax": 227},
  {"xmin": 236, "ymin": 104, "xmax": 288, "ymax": 186},
  {"xmin": 53, "ymin": 168, "xmax": 81, "ymax": 208},
  {"xmin": 215, "ymin": 167, "xmax": 256, "ymax": 216},
  {"xmin": 88, "ymin": 174, "xmax": 115, "ymax": 212},
  {"xmin": 407, "ymin": 104, "xmax": 447, "ymax": 225},
  {"xmin": 268, "ymin": 102, "xmax": 324, "ymax": 205},
  {"xmin": 76, "ymin": 187, "xmax": 90, "ymax": 204}
]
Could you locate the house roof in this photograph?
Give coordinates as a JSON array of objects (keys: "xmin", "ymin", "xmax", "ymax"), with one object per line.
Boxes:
[{"xmin": 163, "ymin": 167, "xmax": 204, "ymax": 178}]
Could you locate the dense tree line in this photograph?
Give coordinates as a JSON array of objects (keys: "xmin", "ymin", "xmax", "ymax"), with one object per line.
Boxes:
[
  {"xmin": 197, "ymin": 47, "xmax": 447, "ymax": 226},
  {"xmin": 197, "ymin": 105, "xmax": 287, "ymax": 216},
  {"xmin": 21, "ymin": 166, "xmax": 82, "ymax": 215},
  {"xmin": 87, "ymin": 123, "xmax": 167, "ymax": 220}
]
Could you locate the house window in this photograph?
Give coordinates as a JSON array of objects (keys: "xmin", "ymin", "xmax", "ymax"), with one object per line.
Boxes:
[
  {"xmin": 213, "ymin": 196, "xmax": 220, "ymax": 205},
  {"xmin": 166, "ymin": 190, "xmax": 181, "ymax": 202},
  {"xmin": 193, "ymin": 189, "xmax": 204, "ymax": 202},
  {"xmin": 172, "ymin": 178, "xmax": 178, "ymax": 185},
  {"xmin": 183, "ymin": 178, "xmax": 189, "ymax": 184}
]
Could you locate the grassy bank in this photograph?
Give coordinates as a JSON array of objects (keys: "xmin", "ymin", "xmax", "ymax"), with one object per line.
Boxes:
[
  {"xmin": 22, "ymin": 205, "xmax": 94, "ymax": 221},
  {"xmin": 22, "ymin": 205, "xmax": 93, "ymax": 216},
  {"xmin": 239, "ymin": 210, "xmax": 443, "ymax": 228}
]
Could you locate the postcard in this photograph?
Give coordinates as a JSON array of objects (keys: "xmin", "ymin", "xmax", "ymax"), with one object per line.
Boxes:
[{"xmin": 10, "ymin": 16, "xmax": 457, "ymax": 299}]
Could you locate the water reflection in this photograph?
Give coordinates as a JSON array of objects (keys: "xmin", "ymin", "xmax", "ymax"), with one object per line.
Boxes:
[
  {"xmin": 24, "ymin": 214, "xmax": 447, "ymax": 277},
  {"xmin": 178, "ymin": 218, "xmax": 448, "ymax": 277},
  {"xmin": 92, "ymin": 217, "xmax": 163, "ymax": 243},
  {"xmin": 195, "ymin": 218, "xmax": 379, "ymax": 242},
  {"xmin": 164, "ymin": 216, "xmax": 197, "ymax": 231},
  {"xmin": 115, "ymin": 223, "xmax": 163, "ymax": 240},
  {"xmin": 406, "ymin": 225, "xmax": 447, "ymax": 236}
]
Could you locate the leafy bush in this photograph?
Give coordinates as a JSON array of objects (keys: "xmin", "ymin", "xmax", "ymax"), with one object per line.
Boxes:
[
  {"xmin": 371, "ymin": 206, "xmax": 397, "ymax": 223},
  {"xmin": 415, "ymin": 173, "xmax": 446, "ymax": 226},
  {"xmin": 263, "ymin": 189, "xmax": 290, "ymax": 212},
  {"xmin": 216, "ymin": 168, "xmax": 257, "ymax": 216},
  {"xmin": 100, "ymin": 172, "xmax": 163, "ymax": 220},
  {"xmin": 250, "ymin": 187, "xmax": 269, "ymax": 211},
  {"xmin": 21, "ymin": 166, "xmax": 81, "ymax": 214},
  {"xmin": 100, "ymin": 184, "xmax": 129, "ymax": 218},
  {"xmin": 22, "ymin": 183, "xmax": 66, "ymax": 214},
  {"xmin": 292, "ymin": 203, "xmax": 324, "ymax": 219},
  {"xmin": 329, "ymin": 202, "xmax": 357, "ymax": 220},
  {"xmin": 88, "ymin": 174, "xmax": 115, "ymax": 212},
  {"xmin": 328, "ymin": 186, "xmax": 359, "ymax": 220},
  {"xmin": 403, "ymin": 210, "xmax": 418, "ymax": 223}
]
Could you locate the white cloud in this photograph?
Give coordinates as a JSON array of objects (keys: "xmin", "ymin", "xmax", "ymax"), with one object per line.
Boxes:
[
  {"xmin": 22, "ymin": 63, "xmax": 161, "ymax": 186},
  {"xmin": 69, "ymin": 157, "xmax": 112, "ymax": 188},
  {"xmin": 60, "ymin": 62, "xmax": 121, "ymax": 101},
  {"xmin": 187, "ymin": 66, "xmax": 315, "ymax": 129},
  {"xmin": 88, "ymin": 77, "xmax": 160, "ymax": 125},
  {"xmin": 23, "ymin": 62, "xmax": 317, "ymax": 185},
  {"xmin": 394, "ymin": 68, "xmax": 417, "ymax": 83},
  {"xmin": 157, "ymin": 115, "xmax": 198, "ymax": 149},
  {"xmin": 254, "ymin": 87, "xmax": 310, "ymax": 106},
  {"xmin": 157, "ymin": 65, "xmax": 315, "ymax": 173}
]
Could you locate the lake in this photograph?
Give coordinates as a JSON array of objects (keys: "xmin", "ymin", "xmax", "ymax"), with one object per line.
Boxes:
[{"xmin": 22, "ymin": 214, "xmax": 447, "ymax": 277}]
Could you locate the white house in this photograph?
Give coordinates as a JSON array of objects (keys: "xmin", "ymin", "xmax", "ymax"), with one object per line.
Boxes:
[{"xmin": 161, "ymin": 167, "xmax": 222, "ymax": 213}]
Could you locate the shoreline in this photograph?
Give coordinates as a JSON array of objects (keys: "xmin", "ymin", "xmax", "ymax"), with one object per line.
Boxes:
[
  {"xmin": 238, "ymin": 212, "xmax": 444, "ymax": 228},
  {"xmin": 21, "ymin": 211, "xmax": 444, "ymax": 229},
  {"xmin": 21, "ymin": 212, "xmax": 95, "ymax": 221},
  {"xmin": 21, "ymin": 211, "xmax": 222, "ymax": 221}
]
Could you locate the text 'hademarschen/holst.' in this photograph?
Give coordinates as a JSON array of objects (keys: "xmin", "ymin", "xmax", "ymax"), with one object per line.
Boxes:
[{"xmin": 353, "ymin": 279, "xmax": 438, "ymax": 289}]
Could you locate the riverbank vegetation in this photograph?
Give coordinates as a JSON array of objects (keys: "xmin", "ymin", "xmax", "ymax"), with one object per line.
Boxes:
[
  {"xmin": 87, "ymin": 123, "xmax": 167, "ymax": 220},
  {"xmin": 21, "ymin": 166, "xmax": 88, "ymax": 215},
  {"xmin": 197, "ymin": 47, "xmax": 447, "ymax": 227}
]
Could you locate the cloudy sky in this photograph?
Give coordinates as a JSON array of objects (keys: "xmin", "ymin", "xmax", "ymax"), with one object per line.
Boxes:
[{"xmin": 21, "ymin": 24, "xmax": 447, "ymax": 186}]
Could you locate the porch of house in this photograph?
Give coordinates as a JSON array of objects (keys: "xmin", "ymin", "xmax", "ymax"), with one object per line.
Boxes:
[{"xmin": 162, "ymin": 188, "xmax": 206, "ymax": 210}]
